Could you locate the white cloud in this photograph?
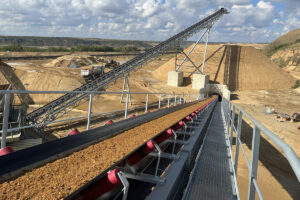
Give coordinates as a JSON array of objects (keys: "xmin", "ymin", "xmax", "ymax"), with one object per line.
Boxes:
[
  {"xmin": 282, "ymin": 17, "xmax": 300, "ymax": 33},
  {"xmin": 0, "ymin": 0, "xmax": 297, "ymax": 42}
]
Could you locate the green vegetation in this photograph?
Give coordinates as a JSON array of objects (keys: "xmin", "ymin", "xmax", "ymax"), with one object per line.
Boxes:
[
  {"xmin": 0, "ymin": 44, "xmax": 142, "ymax": 53},
  {"xmin": 292, "ymin": 80, "xmax": 300, "ymax": 89},
  {"xmin": 275, "ymin": 57, "xmax": 289, "ymax": 67},
  {"xmin": 70, "ymin": 45, "xmax": 115, "ymax": 52},
  {"xmin": 0, "ymin": 45, "xmax": 69, "ymax": 52},
  {"xmin": 263, "ymin": 28, "xmax": 300, "ymax": 57},
  {"xmin": 291, "ymin": 52, "xmax": 300, "ymax": 66},
  {"xmin": 271, "ymin": 52, "xmax": 300, "ymax": 68},
  {"xmin": 264, "ymin": 43, "xmax": 290, "ymax": 57},
  {"xmin": 116, "ymin": 46, "xmax": 140, "ymax": 52},
  {"xmin": 0, "ymin": 36, "xmax": 156, "ymax": 49}
]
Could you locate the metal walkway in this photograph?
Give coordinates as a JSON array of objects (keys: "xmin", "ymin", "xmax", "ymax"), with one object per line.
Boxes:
[{"xmin": 183, "ymin": 102, "xmax": 237, "ymax": 200}]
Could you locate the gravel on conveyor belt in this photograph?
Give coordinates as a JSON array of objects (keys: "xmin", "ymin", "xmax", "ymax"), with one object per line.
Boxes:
[{"xmin": 0, "ymin": 98, "xmax": 214, "ymax": 200}]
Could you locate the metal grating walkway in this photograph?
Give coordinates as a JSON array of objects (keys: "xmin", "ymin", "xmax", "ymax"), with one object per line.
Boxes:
[{"xmin": 183, "ymin": 102, "xmax": 237, "ymax": 200}]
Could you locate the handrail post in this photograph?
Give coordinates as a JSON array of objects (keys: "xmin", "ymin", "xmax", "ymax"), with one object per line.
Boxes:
[
  {"xmin": 145, "ymin": 94, "xmax": 149, "ymax": 112},
  {"xmin": 230, "ymin": 105, "xmax": 236, "ymax": 146},
  {"xmin": 120, "ymin": 78, "xmax": 126, "ymax": 103},
  {"xmin": 234, "ymin": 111, "xmax": 243, "ymax": 174},
  {"xmin": 124, "ymin": 92, "xmax": 129, "ymax": 119},
  {"xmin": 174, "ymin": 95, "xmax": 176, "ymax": 106},
  {"xmin": 158, "ymin": 94, "xmax": 161, "ymax": 109},
  {"xmin": 1, "ymin": 93, "xmax": 11, "ymax": 149},
  {"xmin": 86, "ymin": 94, "xmax": 93, "ymax": 130},
  {"xmin": 167, "ymin": 95, "xmax": 170, "ymax": 108},
  {"xmin": 248, "ymin": 126, "xmax": 261, "ymax": 200},
  {"xmin": 227, "ymin": 101, "xmax": 231, "ymax": 134}
]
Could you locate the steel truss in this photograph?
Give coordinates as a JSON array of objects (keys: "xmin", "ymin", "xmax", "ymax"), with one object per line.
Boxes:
[
  {"xmin": 120, "ymin": 75, "xmax": 132, "ymax": 105},
  {"xmin": 26, "ymin": 8, "xmax": 228, "ymax": 124},
  {"xmin": 175, "ymin": 25, "xmax": 211, "ymax": 74}
]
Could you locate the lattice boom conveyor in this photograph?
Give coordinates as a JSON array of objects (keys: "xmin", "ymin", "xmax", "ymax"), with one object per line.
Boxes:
[{"xmin": 26, "ymin": 8, "xmax": 228, "ymax": 123}]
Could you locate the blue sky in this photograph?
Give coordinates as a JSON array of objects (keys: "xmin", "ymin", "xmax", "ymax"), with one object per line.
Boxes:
[{"xmin": 0, "ymin": 0, "xmax": 299, "ymax": 43}]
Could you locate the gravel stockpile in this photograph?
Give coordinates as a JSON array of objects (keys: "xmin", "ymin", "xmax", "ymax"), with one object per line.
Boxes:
[{"xmin": 0, "ymin": 98, "xmax": 213, "ymax": 199}]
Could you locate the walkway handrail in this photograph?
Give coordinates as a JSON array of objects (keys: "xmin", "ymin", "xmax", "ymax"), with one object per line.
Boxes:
[
  {"xmin": 1, "ymin": 89, "xmax": 200, "ymax": 148},
  {"xmin": 222, "ymin": 98, "xmax": 300, "ymax": 200},
  {"xmin": 0, "ymin": 90, "xmax": 187, "ymax": 95},
  {"xmin": 234, "ymin": 104, "xmax": 300, "ymax": 182}
]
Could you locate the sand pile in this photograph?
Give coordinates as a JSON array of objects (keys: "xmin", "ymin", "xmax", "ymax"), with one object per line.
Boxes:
[
  {"xmin": 0, "ymin": 60, "xmax": 86, "ymax": 104},
  {"xmin": 45, "ymin": 55, "xmax": 109, "ymax": 68},
  {"xmin": 153, "ymin": 44, "xmax": 296, "ymax": 91},
  {"xmin": 13, "ymin": 67, "xmax": 84, "ymax": 104}
]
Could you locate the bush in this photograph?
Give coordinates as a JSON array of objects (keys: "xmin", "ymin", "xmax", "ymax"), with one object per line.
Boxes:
[
  {"xmin": 0, "ymin": 44, "xmax": 24, "ymax": 51},
  {"xmin": 0, "ymin": 44, "xmax": 142, "ymax": 53},
  {"xmin": 291, "ymin": 53, "xmax": 300, "ymax": 65},
  {"xmin": 277, "ymin": 57, "xmax": 288, "ymax": 67},
  {"xmin": 292, "ymin": 80, "xmax": 300, "ymax": 89},
  {"xmin": 115, "ymin": 46, "xmax": 140, "ymax": 52}
]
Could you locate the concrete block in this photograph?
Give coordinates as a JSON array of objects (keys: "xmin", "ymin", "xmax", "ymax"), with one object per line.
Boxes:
[
  {"xmin": 167, "ymin": 71, "xmax": 183, "ymax": 87},
  {"xmin": 192, "ymin": 74, "xmax": 209, "ymax": 89}
]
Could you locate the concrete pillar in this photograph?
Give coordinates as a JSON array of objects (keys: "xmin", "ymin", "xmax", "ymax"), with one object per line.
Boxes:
[
  {"xmin": 192, "ymin": 74, "xmax": 209, "ymax": 89},
  {"xmin": 167, "ymin": 71, "xmax": 183, "ymax": 87}
]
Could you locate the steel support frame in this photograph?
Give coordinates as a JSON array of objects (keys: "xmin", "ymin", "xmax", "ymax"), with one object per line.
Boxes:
[
  {"xmin": 145, "ymin": 94, "xmax": 149, "ymax": 113},
  {"xmin": 120, "ymin": 75, "xmax": 132, "ymax": 105},
  {"xmin": 124, "ymin": 93, "xmax": 130, "ymax": 119},
  {"xmin": 116, "ymin": 170, "xmax": 165, "ymax": 199},
  {"xmin": 158, "ymin": 94, "xmax": 161, "ymax": 109},
  {"xmin": 117, "ymin": 109, "xmax": 206, "ymax": 199},
  {"xmin": 86, "ymin": 94, "xmax": 93, "ymax": 130},
  {"xmin": 1, "ymin": 93, "xmax": 11, "ymax": 148},
  {"xmin": 175, "ymin": 26, "xmax": 211, "ymax": 75}
]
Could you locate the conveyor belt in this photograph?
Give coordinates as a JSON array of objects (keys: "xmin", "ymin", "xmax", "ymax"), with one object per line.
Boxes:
[
  {"xmin": 26, "ymin": 8, "xmax": 228, "ymax": 123},
  {"xmin": 0, "ymin": 101, "xmax": 198, "ymax": 182},
  {"xmin": 147, "ymin": 99, "xmax": 216, "ymax": 200},
  {"xmin": 183, "ymin": 102, "xmax": 237, "ymax": 200}
]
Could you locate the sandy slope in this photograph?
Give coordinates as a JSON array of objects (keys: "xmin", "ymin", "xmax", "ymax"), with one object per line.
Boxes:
[{"xmin": 153, "ymin": 44, "xmax": 296, "ymax": 91}]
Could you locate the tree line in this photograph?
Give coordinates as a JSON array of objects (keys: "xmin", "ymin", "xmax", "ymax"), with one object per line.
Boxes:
[{"xmin": 0, "ymin": 44, "xmax": 141, "ymax": 52}]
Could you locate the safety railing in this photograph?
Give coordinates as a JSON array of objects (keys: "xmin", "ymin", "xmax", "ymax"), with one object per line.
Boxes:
[
  {"xmin": 0, "ymin": 90, "xmax": 201, "ymax": 149},
  {"xmin": 222, "ymin": 98, "xmax": 300, "ymax": 200}
]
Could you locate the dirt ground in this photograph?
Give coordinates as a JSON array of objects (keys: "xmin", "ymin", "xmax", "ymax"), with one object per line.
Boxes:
[
  {"xmin": 230, "ymin": 89, "xmax": 300, "ymax": 199},
  {"xmin": 0, "ymin": 99, "xmax": 211, "ymax": 200}
]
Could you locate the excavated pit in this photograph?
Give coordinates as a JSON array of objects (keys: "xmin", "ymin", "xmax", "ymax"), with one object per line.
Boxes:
[{"xmin": 0, "ymin": 98, "xmax": 213, "ymax": 199}]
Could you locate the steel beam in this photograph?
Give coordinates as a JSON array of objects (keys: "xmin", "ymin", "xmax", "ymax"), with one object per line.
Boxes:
[{"xmin": 1, "ymin": 94, "xmax": 11, "ymax": 148}]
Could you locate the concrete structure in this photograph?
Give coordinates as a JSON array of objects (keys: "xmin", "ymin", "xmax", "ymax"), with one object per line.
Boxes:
[
  {"xmin": 207, "ymin": 84, "xmax": 231, "ymax": 100},
  {"xmin": 167, "ymin": 71, "xmax": 183, "ymax": 87},
  {"xmin": 192, "ymin": 74, "xmax": 209, "ymax": 90}
]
